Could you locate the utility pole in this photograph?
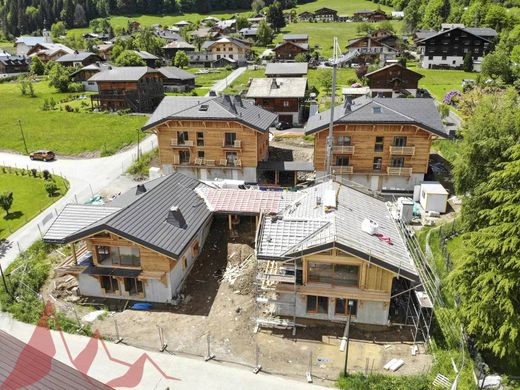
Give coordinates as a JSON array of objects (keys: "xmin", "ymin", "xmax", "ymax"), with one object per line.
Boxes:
[
  {"xmin": 0, "ymin": 263, "xmax": 13, "ymax": 299},
  {"xmin": 136, "ymin": 128, "xmax": 141, "ymax": 161},
  {"xmin": 18, "ymin": 120, "xmax": 29, "ymax": 155},
  {"xmin": 343, "ymin": 300, "xmax": 355, "ymax": 377},
  {"xmin": 325, "ymin": 37, "xmax": 341, "ymax": 176}
]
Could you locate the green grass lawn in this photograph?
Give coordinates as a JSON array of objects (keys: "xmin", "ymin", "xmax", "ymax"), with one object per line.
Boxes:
[
  {"xmin": 0, "ymin": 81, "xmax": 146, "ymax": 156},
  {"xmin": 295, "ymin": 0, "xmax": 393, "ymax": 16},
  {"xmin": 223, "ymin": 68, "xmax": 264, "ymax": 94},
  {"xmin": 0, "ymin": 171, "xmax": 68, "ymax": 239},
  {"xmin": 187, "ymin": 67, "xmax": 232, "ymax": 95},
  {"xmin": 0, "ymin": 41, "xmax": 14, "ymax": 54},
  {"xmin": 410, "ymin": 63, "xmax": 476, "ymax": 101}
]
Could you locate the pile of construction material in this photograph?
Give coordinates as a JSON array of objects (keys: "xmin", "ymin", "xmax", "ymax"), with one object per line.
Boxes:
[{"xmin": 222, "ymin": 243, "xmax": 256, "ymax": 295}]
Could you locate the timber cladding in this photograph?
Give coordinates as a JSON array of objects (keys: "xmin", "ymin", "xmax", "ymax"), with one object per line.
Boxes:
[
  {"xmin": 154, "ymin": 119, "xmax": 268, "ymax": 167},
  {"xmin": 313, "ymin": 124, "xmax": 432, "ymax": 173},
  {"xmin": 86, "ymin": 232, "xmax": 176, "ymax": 273}
]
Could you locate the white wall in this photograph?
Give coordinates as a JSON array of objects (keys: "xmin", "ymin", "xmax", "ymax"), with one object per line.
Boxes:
[
  {"xmin": 316, "ymin": 172, "xmax": 425, "ymax": 192},
  {"xmin": 421, "ymin": 55, "xmax": 483, "ymax": 72},
  {"xmin": 172, "ymin": 166, "xmax": 258, "ymax": 182}
]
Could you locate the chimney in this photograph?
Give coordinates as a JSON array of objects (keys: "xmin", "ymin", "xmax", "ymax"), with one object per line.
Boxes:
[
  {"xmin": 344, "ymin": 96, "xmax": 352, "ymax": 112},
  {"xmin": 233, "ymin": 95, "xmax": 243, "ymax": 107},
  {"xmin": 166, "ymin": 206, "xmax": 187, "ymax": 229},
  {"xmin": 135, "ymin": 184, "xmax": 147, "ymax": 195}
]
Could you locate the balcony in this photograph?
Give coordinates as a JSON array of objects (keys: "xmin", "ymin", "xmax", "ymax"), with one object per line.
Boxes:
[
  {"xmin": 170, "ymin": 139, "xmax": 194, "ymax": 148},
  {"xmin": 332, "ymin": 145, "xmax": 355, "ymax": 154},
  {"xmin": 222, "ymin": 140, "xmax": 242, "ymax": 149},
  {"xmin": 331, "ymin": 165, "xmax": 353, "ymax": 174},
  {"xmin": 387, "ymin": 166, "xmax": 413, "ymax": 176},
  {"xmin": 173, "ymin": 158, "xmax": 242, "ymax": 168},
  {"xmin": 389, "ymin": 146, "xmax": 415, "ymax": 156}
]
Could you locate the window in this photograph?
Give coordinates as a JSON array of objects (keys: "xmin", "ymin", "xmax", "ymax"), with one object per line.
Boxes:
[
  {"xmin": 441, "ymin": 55, "xmax": 447, "ymax": 60},
  {"xmin": 335, "ymin": 298, "xmax": 358, "ymax": 316},
  {"xmin": 308, "ymin": 262, "xmax": 359, "ymax": 287},
  {"xmin": 283, "ymin": 100, "xmax": 289, "ymax": 107},
  {"xmin": 179, "ymin": 150, "xmax": 190, "ymax": 164},
  {"xmin": 306, "ymin": 295, "xmax": 329, "ymax": 314},
  {"xmin": 216, "ymin": 54, "xmax": 221, "ymax": 59},
  {"xmin": 373, "ymin": 157, "xmax": 382, "ymax": 171},
  {"xmin": 336, "ymin": 156, "xmax": 349, "ymax": 166},
  {"xmin": 101, "ymin": 276, "xmax": 119, "ymax": 293},
  {"xmin": 337, "ymin": 135, "xmax": 351, "ymax": 146},
  {"xmin": 393, "ymin": 136, "xmax": 407, "ymax": 147},
  {"xmin": 182, "ymin": 256, "xmax": 188, "ymax": 270},
  {"xmin": 391, "ymin": 157, "xmax": 405, "ymax": 167},
  {"xmin": 198, "ymin": 151, "xmax": 205, "ymax": 158},
  {"xmin": 97, "ymin": 246, "xmax": 110, "ymax": 262},
  {"xmin": 226, "ymin": 151, "xmax": 238, "ymax": 165},
  {"xmin": 197, "ymin": 132, "xmax": 204, "ymax": 146},
  {"xmin": 229, "ymin": 54, "xmax": 233, "ymax": 59},
  {"xmin": 111, "ymin": 247, "xmax": 141, "ymax": 266},
  {"xmin": 177, "ymin": 131, "xmax": 189, "ymax": 144},
  {"xmin": 224, "ymin": 132, "xmax": 237, "ymax": 146},
  {"xmin": 374, "ymin": 136, "xmax": 384, "ymax": 152},
  {"xmin": 124, "ymin": 278, "xmax": 143, "ymax": 296},
  {"xmin": 372, "ymin": 107, "xmax": 382, "ymax": 114}
]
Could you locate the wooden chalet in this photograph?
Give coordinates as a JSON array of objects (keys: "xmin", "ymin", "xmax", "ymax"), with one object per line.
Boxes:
[
  {"xmin": 364, "ymin": 63, "xmax": 424, "ymax": 97},
  {"xmin": 298, "ymin": 11, "xmax": 315, "ymax": 21},
  {"xmin": 0, "ymin": 51, "xmax": 29, "ymax": 74},
  {"xmin": 26, "ymin": 42, "xmax": 74, "ymax": 62},
  {"xmin": 56, "ymin": 51, "xmax": 102, "ymax": 67},
  {"xmin": 88, "ymin": 67, "xmax": 164, "ymax": 113},
  {"xmin": 158, "ymin": 66, "xmax": 196, "ymax": 92},
  {"xmin": 162, "ymin": 40, "xmax": 195, "ymax": 60},
  {"xmin": 142, "ymin": 95, "xmax": 277, "ymax": 182},
  {"xmin": 313, "ymin": 7, "xmax": 338, "ymax": 21},
  {"xmin": 305, "ymin": 97, "xmax": 447, "ymax": 191},
  {"xmin": 265, "ymin": 62, "xmax": 308, "ymax": 78},
  {"xmin": 346, "ymin": 36, "xmax": 398, "ymax": 65},
  {"xmin": 70, "ymin": 62, "xmax": 111, "ymax": 92},
  {"xmin": 353, "ymin": 9, "xmax": 387, "ymax": 22},
  {"xmin": 273, "ymin": 41, "xmax": 309, "ymax": 61}
]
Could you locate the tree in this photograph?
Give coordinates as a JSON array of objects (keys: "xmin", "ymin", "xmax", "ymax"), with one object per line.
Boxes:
[
  {"xmin": 356, "ymin": 22, "xmax": 375, "ymax": 36},
  {"xmin": 463, "ymin": 52, "xmax": 473, "ymax": 72},
  {"xmin": 235, "ymin": 16, "xmax": 250, "ymax": 31},
  {"xmin": 450, "ymin": 142, "xmax": 520, "ymax": 362},
  {"xmin": 317, "ymin": 69, "xmax": 333, "ymax": 96},
  {"xmin": 294, "ymin": 53, "xmax": 308, "ymax": 62},
  {"xmin": 45, "ymin": 181, "xmax": 59, "ymax": 197},
  {"xmin": 48, "ymin": 63, "xmax": 72, "ymax": 92},
  {"xmin": 134, "ymin": 27, "xmax": 166, "ymax": 56},
  {"xmin": 0, "ymin": 192, "xmax": 13, "ymax": 217},
  {"xmin": 266, "ymin": 1, "xmax": 286, "ymax": 32},
  {"xmin": 422, "ymin": 0, "xmax": 450, "ymax": 30},
  {"xmin": 403, "ymin": 0, "xmax": 423, "ymax": 33},
  {"xmin": 376, "ymin": 20, "xmax": 395, "ymax": 34},
  {"xmin": 115, "ymin": 50, "xmax": 146, "ymax": 66},
  {"xmin": 50, "ymin": 21, "xmax": 66, "ymax": 38},
  {"xmin": 173, "ymin": 51, "xmax": 189, "ymax": 68},
  {"xmin": 256, "ymin": 20, "xmax": 273, "ymax": 46},
  {"xmin": 481, "ymin": 50, "xmax": 514, "ymax": 84},
  {"xmin": 74, "ymin": 3, "xmax": 87, "ymax": 27},
  {"xmin": 356, "ymin": 64, "xmax": 369, "ymax": 80},
  {"xmin": 252, "ymin": 0, "xmax": 265, "ymax": 14},
  {"xmin": 30, "ymin": 56, "xmax": 45, "ymax": 76},
  {"xmin": 483, "ymin": 5, "xmax": 509, "ymax": 32}
]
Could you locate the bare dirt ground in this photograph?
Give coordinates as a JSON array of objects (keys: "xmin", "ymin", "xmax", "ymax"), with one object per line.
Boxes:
[
  {"xmin": 41, "ymin": 216, "xmax": 430, "ymax": 387},
  {"xmin": 269, "ymin": 136, "xmax": 314, "ymax": 163}
]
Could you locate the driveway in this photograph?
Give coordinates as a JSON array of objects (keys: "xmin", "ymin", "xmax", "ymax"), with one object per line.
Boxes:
[
  {"xmin": 0, "ymin": 135, "xmax": 157, "ymax": 268},
  {"xmin": 206, "ymin": 66, "xmax": 247, "ymax": 95}
]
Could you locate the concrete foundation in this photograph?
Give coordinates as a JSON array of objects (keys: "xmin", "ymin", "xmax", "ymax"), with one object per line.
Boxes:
[
  {"xmin": 317, "ymin": 171, "xmax": 425, "ymax": 192},
  {"xmin": 164, "ymin": 164, "xmax": 258, "ymax": 182}
]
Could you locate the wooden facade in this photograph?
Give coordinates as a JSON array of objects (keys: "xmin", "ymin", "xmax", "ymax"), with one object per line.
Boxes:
[
  {"xmin": 152, "ymin": 119, "xmax": 269, "ymax": 171},
  {"xmin": 274, "ymin": 41, "xmax": 308, "ymax": 61},
  {"xmin": 366, "ymin": 64, "xmax": 423, "ymax": 97},
  {"xmin": 313, "ymin": 123, "xmax": 432, "ymax": 177}
]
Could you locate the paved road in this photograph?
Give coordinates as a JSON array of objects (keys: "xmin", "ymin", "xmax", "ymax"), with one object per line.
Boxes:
[
  {"xmin": 0, "ymin": 312, "xmax": 329, "ymax": 390},
  {"xmin": 0, "ymin": 135, "xmax": 157, "ymax": 268},
  {"xmin": 206, "ymin": 66, "xmax": 247, "ymax": 95}
]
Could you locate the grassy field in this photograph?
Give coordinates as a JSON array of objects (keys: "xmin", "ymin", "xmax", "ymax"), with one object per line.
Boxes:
[
  {"xmin": 0, "ymin": 81, "xmax": 146, "ymax": 156},
  {"xmin": 188, "ymin": 67, "xmax": 233, "ymax": 95},
  {"xmin": 0, "ymin": 171, "xmax": 68, "ymax": 239},
  {"xmin": 223, "ymin": 68, "xmax": 264, "ymax": 94},
  {"xmin": 0, "ymin": 40, "xmax": 14, "ymax": 54},
  {"xmin": 411, "ymin": 63, "xmax": 476, "ymax": 101},
  {"xmin": 295, "ymin": 0, "xmax": 393, "ymax": 16}
]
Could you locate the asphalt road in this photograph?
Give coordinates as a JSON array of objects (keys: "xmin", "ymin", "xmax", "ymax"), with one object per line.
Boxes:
[{"xmin": 0, "ymin": 134, "xmax": 157, "ymax": 268}]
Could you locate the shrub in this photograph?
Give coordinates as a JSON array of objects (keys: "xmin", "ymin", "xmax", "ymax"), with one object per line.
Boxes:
[
  {"xmin": 42, "ymin": 170, "xmax": 51, "ymax": 180},
  {"xmin": 337, "ymin": 373, "xmax": 430, "ymax": 390},
  {"xmin": 44, "ymin": 181, "xmax": 59, "ymax": 197}
]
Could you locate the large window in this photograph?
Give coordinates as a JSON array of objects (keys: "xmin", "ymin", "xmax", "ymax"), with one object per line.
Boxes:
[
  {"xmin": 97, "ymin": 246, "xmax": 110, "ymax": 262},
  {"xmin": 336, "ymin": 156, "xmax": 349, "ymax": 166},
  {"xmin": 124, "ymin": 278, "xmax": 143, "ymax": 296},
  {"xmin": 197, "ymin": 132, "xmax": 204, "ymax": 146},
  {"xmin": 393, "ymin": 136, "xmax": 407, "ymax": 147},
  {"xmin": 110, "ymin": 246, "xmax": 141, "ymax": 266},
  {"xmin": 391, "ymin": 157, "xmax": 405, "ymax": 168},
  {"xmin": 373, "ymin": 157, "xmax": 382, "ymax": 171},
  {"xmin": 306, "ymin": 295, "xmax": 329, "ymax": 314},
  {"xmin": 177, "ymin": 131, "xmax": 189, "ymax": 144},
  {"xmin": 374, "ymin": 136, "xmax": 384, "ymax": 152},
  {"xmin": 335, "ymin": 298, "xmax": 358, "ymax": 316},
  {"xmin": 179, "ymin": 150, "xmax": 190, "ymax": 164},
  {"xmin": 226, "ymin": 151, "xmax": 238, "ymax": 165},
  {"xmin": 337, "ymin": 135, "xmax": 351, "ymax": 146},
  {"xmin": 101, "ymin": 275, "xmax": 119, "ymax": 293},
  {"xmin": 308, "ymin": 262, "xmax": 359, "ymax": 287},
  {"xmin": 224, "ymin": 132, "xmax": 237, "ymax": 146}
]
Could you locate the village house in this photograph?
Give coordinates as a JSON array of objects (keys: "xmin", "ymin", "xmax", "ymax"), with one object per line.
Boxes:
[
  {"xmin": 190, "ymin": 27, "xmax": 222, "ymax": 41},
  {"xmin": 89, "ymin": 66, "xmax": 164, "ymax": 113},
  {"xmin": 306, "ymin": 96, "xmax": 447, "ymax": 191},
  {"xmin": 201, "ymin": 16, "xmax": 221, "ymax": 25},
  {"xmin": 158, "ymin": 66, "xmax": 196, "ymax": 92},
  {"xmin": 142, "ymin": 95, "xmax": 277, "ymax": 182},
  {"xmin": 70, "ymin": 62, "xmax": 111, "ymax": 92},
  {"xmin": 26, "ymin": 42, "xmax": 74, "ymax": 62},
  {"xmin": 154, "ymin": 29, "xmax": 182, "ymax": 42},
  {"xmin": 346, "ymin": 36, "xmax": 398, "ymax": 65},
  {"xmin": 273, "ymin": 36, "xmax": 309, "ymax": 62},
  {"xmin": 239, "ymin": 27, "xmax": 259, "ymax": 40},
  {"xmin": 416, "ymin": 25, "xmax": 497, "ymax": 71},
  {"xmin": 162, "ymin": 40, "xmax": 196, "ymax": 60},
  {"xmin": 0, "ymin": 50, "xmax": 29, "ymax": 74},
  {"xmin": 189, "ymin": 37, "xmax": 251, "ymax": 67},
  {"xmin": 364, "ymin": 63, "xmax": 424, "ymax": 97},
  {"xmin": 353, "ymin": 9, "xmax": 388, "ymax": 22},
  {"xmin": 255, "ymin": 178, "xmax": 421, "ymax": 327},
  {"xmin": 56, "ymin": 51, "xmax": 102, "ymax": 67},
  {"xmin": 313, "ymin": 7, "xmax": 338, "ymax": 22},
  {"xmin": 43, "ymin": 173, "xmax": 213, "ymax": 303},
  {"xmin": 215, "ymin": 19, "xmax": 237, "ymax": 34},
  {"xmin": 14, "ymin": 29, "xmax": 51, "ymax": 55},
  {"xmin": 132, "ymin": 50, "xmax": 161, "ymax": 67},
  {"xmin": 298, "ymin": 11, "xmax": 315, "ymax": 21},
  {"xmin": 96, "ymin": 43, "xmax": 114, "ymax": 61},
  {"xmin": 246, "ymin": 78, "xmax": 308, "ymax": 126},
  {"xmin": 265, "ymin": 62, "xmax": 308, "ymax": 78}
]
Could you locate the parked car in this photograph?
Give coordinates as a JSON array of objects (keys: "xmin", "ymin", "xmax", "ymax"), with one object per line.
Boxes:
[
  {"xmin": 30, "ymin": 150, "xmax": 55, "ymax": 161},
  {"xmin": 275, "ymin": 121, "xmax": 291, "ymax": 130}
]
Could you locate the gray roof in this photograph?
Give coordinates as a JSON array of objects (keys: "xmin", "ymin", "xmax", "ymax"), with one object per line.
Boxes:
[
  {"xmin": 162, "ymin": 40, "xmax": 195, "ymax": 50},
  {"xmin": 305, "ymin": 96, "xmax": 447, "ymax": 138},
  {"xmin": 158, "ymin": 66, "xmax": 196, "ymax": 81},
  {"xmin": 44, "ymin": 173, "xmax": 212, "ymax": 259},
  {"xmin": 417, "ymin": 27, "xmax": 493, "ymax": 43},
  {"xmin": 256, "ymin": 180, "xmax": 419, "ymax": 281},
  {"xmin": 464, "ymin": 27, "xmax": 498, "ymax": 38},
  {"xmin": 143, "ymin": 95, "xmax": 277, "ymax": 133},
  {"xmin": 364, "ymin": 63, "xmax": 424, "ymax": 79},
  {"xmin": 265, "ymin": 62, "xmax": 308, "ymax": 76},
  {"xmin": 246, "ymin": 78, "xmax": 307, "ymax": 98},
  {"xmin": 134, "ymin": 50, "xmax": 159, "ymax": 60},
  {"xmin": 88, "ymin": 66, "xmax": 158, "ymax": 82},
  {"xmin": 43, "ymin": 204, "xmax": 121, "ymax": 243},
  {"xmin": 414, "ymin": 30, "xmax": 436, "ymax": 40},
  {"xmin": 274, "ymin": 41, "xmax": 309, "ymax": 51},
  {"xmin": 283, "ymin": 34, "xmax": 308, "ymax": 41},
  {"xmin": 56, "ymin": 51, "xmax": 99, "ymax": 62},
  {"xmin": 15, "ymin": 36, "xmax": 46, "ymax": 46}
]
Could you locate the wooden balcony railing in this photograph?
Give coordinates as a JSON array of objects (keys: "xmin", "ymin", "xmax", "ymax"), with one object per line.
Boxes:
[
  {"xmin": 331, "ymin": 165, "xmax": 354, "ymax": 174},
  {"xmin": 223, "ymin": 140, "xmax": 242, "ymax": 149},
  {"xmin": 389, "ymin": 146, "xmax": 415, "ymax": 155},
  {"xmin": 387, "ymin": 166, "xmax": 413, "ymax": 176},
  {"xmin": 332, "ymin": 145, "xmax": 355, "ymax": 154},
  {"xmin": 170, "ymin": 139, "xmax": 194, "ymax": 147},
  {"xmin": 172, "ymin": 158, "xmax": 241, "ymax": 168}
]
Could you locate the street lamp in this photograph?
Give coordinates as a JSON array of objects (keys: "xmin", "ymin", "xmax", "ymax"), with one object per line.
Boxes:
[{"xmin": 343, "ymin": 299, "xmax": 355, "ymax": 377}]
